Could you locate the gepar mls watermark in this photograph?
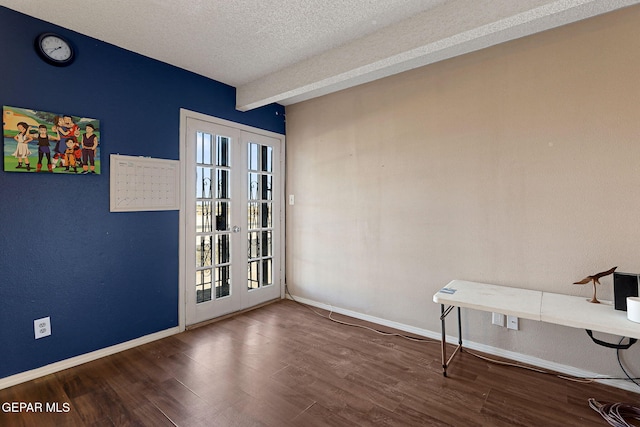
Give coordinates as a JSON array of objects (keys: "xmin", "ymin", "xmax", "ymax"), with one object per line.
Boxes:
[{"xmin": 2, "ymin": 401, "xmax": 71, "ymax": 413}]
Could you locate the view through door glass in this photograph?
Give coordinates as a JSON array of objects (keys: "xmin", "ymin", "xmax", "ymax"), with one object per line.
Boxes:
[
  {"xmin": 196, "ymin": 131, "xmax": 231, "ymax": 303},
  {"xmin": 241, "ymin": 132, "xmax": 281, "ymax": 310},
  {"xmin": 247, "ymin": 142, "xmax": 273, "ymax": 291}
]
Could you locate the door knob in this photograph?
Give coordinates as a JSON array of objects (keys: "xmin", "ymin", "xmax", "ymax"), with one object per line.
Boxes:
[{"xmin": 232, "ymin": 226, "xmax": 241, "ymax": 233}]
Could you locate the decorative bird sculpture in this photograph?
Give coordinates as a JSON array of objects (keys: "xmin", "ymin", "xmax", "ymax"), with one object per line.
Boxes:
[{"xmin": 573, "ymin": 266, "xmax": 617, "ymax": 303}]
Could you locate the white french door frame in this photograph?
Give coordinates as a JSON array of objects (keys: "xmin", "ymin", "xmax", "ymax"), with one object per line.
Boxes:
[{"xmin": 178, "ymin": 108, "xmax": 286, "ymax": 331}]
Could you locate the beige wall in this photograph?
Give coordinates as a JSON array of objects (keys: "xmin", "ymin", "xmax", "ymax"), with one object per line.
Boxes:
[{"xmin": 285, "ymin": 5, "xmax": 640, "ymax": 376}]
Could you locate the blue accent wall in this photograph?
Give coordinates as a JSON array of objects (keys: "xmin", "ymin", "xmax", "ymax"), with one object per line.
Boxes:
[{"xmin": 0, "ymin": 6, "xmax": 285, "ymax": 379}]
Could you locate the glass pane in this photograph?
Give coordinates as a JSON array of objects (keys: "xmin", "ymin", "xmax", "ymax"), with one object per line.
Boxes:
[
  {"xmin": 203, "ymin": 132, "xmax": 212, "ymax": 165},
  {"xmin": 196, "ymin": 167, "xmax": 213, "ymax": 199},
  {"xmin": 261, "ymin": 231, "xmax": 272, "ymax": 257},
  {"xmin": 196, "ymin": 201, "xmax": 213, "ymax": 233},
  {"xmin": 196, "ymin": 235, "xmax": 212, "ymax": 267},
  {"xmin": 215, "ymin": 234, "xmax": 230, "ymax": 265},
  {"xmin": 261, "ymin": 174, "xmax": 272, "ymax": 200},
  {"xmin": 196, "ymin": 132, "xmax": 203, "ymax": 164},
  {"xmin": 248, "ymin": 143, "xmax": 259, "ymax": 171},
  {"xmin": 248, "ymin": 173, "xmax": 259, "ymax": 200},
  {"xmin": 216, "ymin": 136, "xmax": 229, "ymax": 167},
  {"xmin": 216, "ymin": 169, "xmax": 229, "ymax": 199},
  {"xmin": 261, "ymin": 203, "xmax": 272, "ymax": 228},
  {"xmin": 215, "ymin": 201, "xmax": 230, "ymax": 231},
  {"xmin": 196, "ymin": 269, "xmax": 212, "ymax": 303},
  {"xmin": 248, "ymin": 202, "xmax": 260, "ymax": 230},
  {"xmin": 248, "ymin": 261, "xmax": 259, "ymax": 290},
  {"xmin": 248, "ymin": 231, "xmax": 260, "ymax": 259},
  {"xmin": 261, "ymin": 259, "xmax": 272, "ymax": 287},
  {"xmin": 197, "ymin": 132, "xmax": 213, "ymax": 165},
  {"xmin": 215, "ymin": 265, "xmax": 231, "ymax": 298},
  {"xmin": 261, "ymin": 146, "xmax": 272, "ymax": 172}
]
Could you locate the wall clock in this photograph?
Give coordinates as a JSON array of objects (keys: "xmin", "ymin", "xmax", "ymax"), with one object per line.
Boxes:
[{"xmin": 35, "ymin": 32, "xmax": 75, "ymax": 66}]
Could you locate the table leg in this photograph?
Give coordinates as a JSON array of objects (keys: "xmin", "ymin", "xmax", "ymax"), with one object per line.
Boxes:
[
  {"xmin": 457, "ymin": 307, "xmax": 462, "ymax": 348},
  {"xmin": 440, "ymin": 304, "xmax": 463, "ymax": 377},
  {"xmin": 440, "ymin": 304, "xmax": 447, "ymax": 377}
]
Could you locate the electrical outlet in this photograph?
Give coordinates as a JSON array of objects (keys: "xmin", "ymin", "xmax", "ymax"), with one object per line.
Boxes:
[
  {"xmin": 507, "ymin": 315, "xmax": 519, "ymax": 330},
  {"xmin": 34, "ymin": 316, "xmax": 51, "ymax": 339},
  {"xmin": 491, "ymin": 312, "xmax": 505, "ymax": 326}
]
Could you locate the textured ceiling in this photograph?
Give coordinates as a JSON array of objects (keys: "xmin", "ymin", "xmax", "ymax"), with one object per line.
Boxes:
[{"xmin": 1, "ymin": 0, "xmax": 638, "ymax": 110}]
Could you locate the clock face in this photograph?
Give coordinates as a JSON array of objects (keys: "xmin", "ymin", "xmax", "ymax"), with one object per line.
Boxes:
[{"xmin": 36, "ymin": 33, "xmax": 74, "ymax": 66}]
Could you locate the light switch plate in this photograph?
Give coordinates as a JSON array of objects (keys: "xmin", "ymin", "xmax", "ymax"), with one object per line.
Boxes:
[{"xmin": 507, "ymin": 315, "xmax": 519, "ymax": 330}]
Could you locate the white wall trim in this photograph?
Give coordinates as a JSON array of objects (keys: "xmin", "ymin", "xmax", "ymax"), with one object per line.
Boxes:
[
  {"xmin": 0, "ymin": 327, "xmax": 180, "ymax": 391},
  {"xmin": 178, "ymin": 109, "xmax": 188, "ymax": 333},
  {"xmin": 179, "ymin": 108, "xmax": 285, "ymax": 141},
  {"xmin": 286, "ymin": 293, "xmax": 640, "ymax": 394},
  {"xmin": 5, "ymin": 296, "xmax": 637, "ymax": 394}
]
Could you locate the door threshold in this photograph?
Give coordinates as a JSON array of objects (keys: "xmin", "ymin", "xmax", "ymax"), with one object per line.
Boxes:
[{"xmin": 186, "ymin": 297, "xmax": 282, "ymax": 330}]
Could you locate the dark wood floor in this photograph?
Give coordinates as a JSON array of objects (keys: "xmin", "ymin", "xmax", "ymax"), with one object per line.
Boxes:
[{"xmin": 1, "ymin": 300, "xmax": 638, "ymax": 426}]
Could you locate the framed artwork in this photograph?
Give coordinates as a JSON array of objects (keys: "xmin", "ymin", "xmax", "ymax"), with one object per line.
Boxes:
[{"xmin": 3, "ymin": 105, "xmax": 100, "ymax": 174}]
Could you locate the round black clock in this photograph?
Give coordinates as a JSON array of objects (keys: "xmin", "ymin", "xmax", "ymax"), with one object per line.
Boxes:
[{"xmin": 35, "ymin": 32, "xmax": 75, "ymax": 66}]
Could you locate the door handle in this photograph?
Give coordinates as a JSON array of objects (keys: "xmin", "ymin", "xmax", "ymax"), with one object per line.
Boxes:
[{"xmin": 232, "ymin": 226, "xmax": 241, "ymax": 233}]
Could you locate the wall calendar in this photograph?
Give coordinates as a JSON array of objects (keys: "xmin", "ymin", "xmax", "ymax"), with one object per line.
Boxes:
[{"xmin": 110, "ymin": 154, "xmax": 180, "ymax": 212}]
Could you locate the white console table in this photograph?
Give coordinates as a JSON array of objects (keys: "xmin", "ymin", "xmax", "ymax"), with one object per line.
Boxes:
[{"xmin": 433, "ymin": 280, "xmax": 640, "ymax": 376}]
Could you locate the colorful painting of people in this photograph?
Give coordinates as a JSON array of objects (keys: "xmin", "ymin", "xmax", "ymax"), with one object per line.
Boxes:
[{"xmin": 3, "ymin": 105, "xmax": 100, "ymax": 174}]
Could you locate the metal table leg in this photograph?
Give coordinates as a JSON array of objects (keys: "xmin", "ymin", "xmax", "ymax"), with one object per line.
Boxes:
[{"xmin": 440, "ymin": 304, "xmax": 462, "ymax": 377}]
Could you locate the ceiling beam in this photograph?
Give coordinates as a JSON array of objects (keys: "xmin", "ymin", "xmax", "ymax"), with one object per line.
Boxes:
[{"xmin": 236, "ymin": 0, "xmax": 640, "ymax": 111}]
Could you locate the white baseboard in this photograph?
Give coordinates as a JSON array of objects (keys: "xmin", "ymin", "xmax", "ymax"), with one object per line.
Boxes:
[
  {"xmin": 0, "ymin": 326, "xmax": 180, "ymax": 391},
  {"xmin": 286, "ymin": 294, "xmax": 640, "ymax": 394}
]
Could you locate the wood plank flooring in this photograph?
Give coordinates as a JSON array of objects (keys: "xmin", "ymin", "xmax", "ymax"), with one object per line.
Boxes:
[{"xmin": 1, "ymin": 299, "xmax": 638, "ymax": 426}]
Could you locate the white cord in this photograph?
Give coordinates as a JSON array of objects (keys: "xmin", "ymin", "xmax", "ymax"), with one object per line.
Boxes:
[
  {"xmin": 326, "ymin": 308, "xmax": 433, "ymax": 343},
  {"xmin": 589, "ymin": 399, "xmax": 640, "ymax": 427},
  {"xmin": 285, "ymin": 286, "xmax": 433, "ymax": 343},
  {"xmin": 463, "ymin": 348, "xmax": 601, "ymax": 383}
]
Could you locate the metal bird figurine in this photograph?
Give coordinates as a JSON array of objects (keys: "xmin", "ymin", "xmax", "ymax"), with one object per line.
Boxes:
[{"xmin": 573, "ymin": 266, "xmax": 617, "ymax": 303}]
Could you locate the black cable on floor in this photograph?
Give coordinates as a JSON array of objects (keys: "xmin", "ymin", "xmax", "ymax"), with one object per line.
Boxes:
[{"xmin": 616, "ymin": 337, "xmax": 640, "ymax": 389}]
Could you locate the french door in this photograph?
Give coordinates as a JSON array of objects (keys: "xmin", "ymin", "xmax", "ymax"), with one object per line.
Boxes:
[{"xmin": 184, "ymin": 115, "xmax": 283, "ymax": 325}]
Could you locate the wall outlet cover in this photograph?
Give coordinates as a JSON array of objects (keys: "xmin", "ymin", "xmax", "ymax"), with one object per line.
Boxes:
[{"xmin": 34, "ymin": 316, "xmax": 51, "ymax": 339}]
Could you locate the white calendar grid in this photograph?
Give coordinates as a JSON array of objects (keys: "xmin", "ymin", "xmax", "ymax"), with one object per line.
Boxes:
[{"xmin": 110, "ymin": 154, "xmax": 180, "ymax": 212}]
